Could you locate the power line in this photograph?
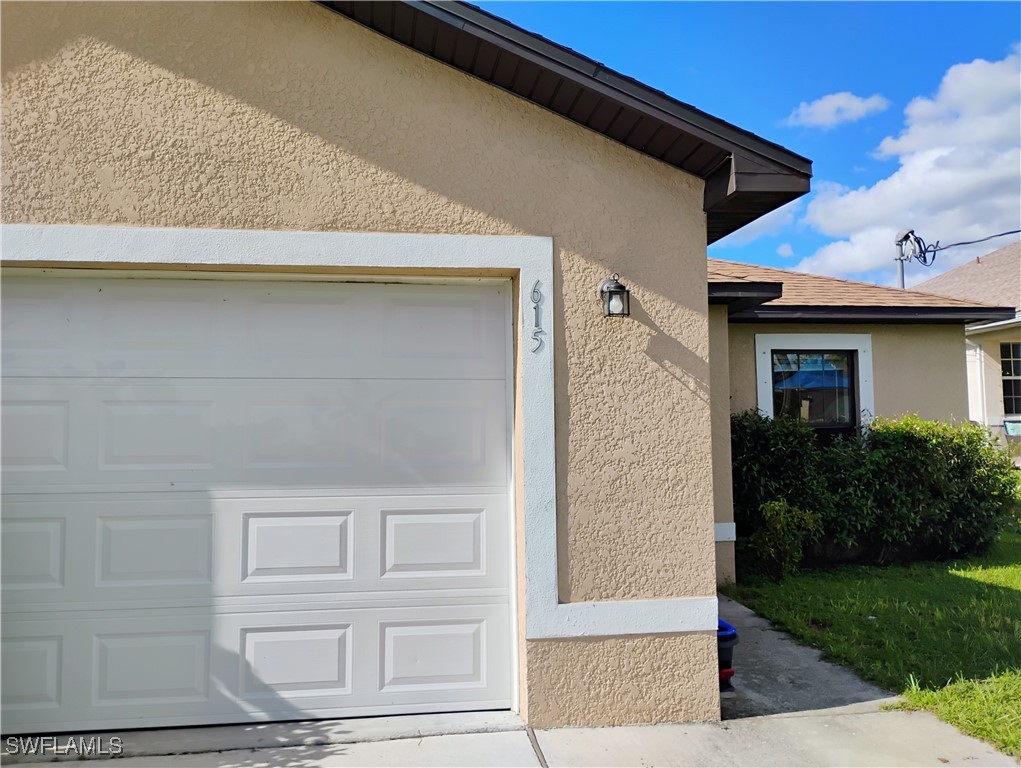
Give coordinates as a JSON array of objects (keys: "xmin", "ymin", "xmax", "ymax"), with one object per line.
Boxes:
[
  {"xmin": 893, "ymin": 227, "xmax": 1021, "ymax": 289},
  {"xmin": 896, "ymin": 228, "xmax": 1021, "ymax": 267}
]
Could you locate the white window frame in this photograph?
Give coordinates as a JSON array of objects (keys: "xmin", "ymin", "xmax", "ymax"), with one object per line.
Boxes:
[
  {"xmin": 3, "ymin": 224, "xmax": 717, "ymax": 641},
  {"xmin": 1000, "ymin": 341, "xmax": 1021, "ymax": 418},
  {"xmin": 754, "ymin": 333, "xmax": 875, "ymax": 426}
]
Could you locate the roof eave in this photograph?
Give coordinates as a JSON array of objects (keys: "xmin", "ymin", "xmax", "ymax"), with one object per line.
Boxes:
[
  {"xmin": 707, "ymin": 281, "xmax": 784, "ymax": 315},
  {"xmin": 317, "ymin": 0, "xmax": 812, "ymax": 243},
  {"xmin": 728, "ymin": 305, "xmax": 1018, "ymax": 324}
]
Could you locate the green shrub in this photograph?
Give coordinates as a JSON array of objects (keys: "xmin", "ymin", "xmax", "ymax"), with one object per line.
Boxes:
[
  {"xmin": 749, "ymin": 499, "xmax": 820, "ymax": 581},
  {"xmin": 865, "ymin": 416, "xmax": 1020, "ymax": 560},
  {"xmin": 730, "ymin": 411, "xmax": 1021, "ymax": 575},
  {"xmin": 729, "ymin": 410, "xmax": 828, "ymax": 541},
  {"xmin": 813, "ymin": 435, "xmax": 878, "ymax": 559}
]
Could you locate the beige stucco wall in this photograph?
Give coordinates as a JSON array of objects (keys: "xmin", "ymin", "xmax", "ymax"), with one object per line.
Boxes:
[
  {"xmin": 2, "ymin": 2, "xmax": 718, "ymax": 726},
  {"xmin": 728, "ymin": 323, "xmax": 969, "ymax": 421},
  {"xmin": 528, "ymin": 634, "xmax": 717, "ymax": 727},
  {"xmin": 708, "ymin": 306, "xmax": 735, "ymax": 584}
]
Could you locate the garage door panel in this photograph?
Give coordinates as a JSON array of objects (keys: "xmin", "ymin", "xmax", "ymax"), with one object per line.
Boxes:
[
  {"xmin": 1, "ymin": 518, "xmax": 66, "ymax": 590},
  {"xmin": 0, "ymin": 283, "xmax": 84, "ymax": 364},
  {"xmin": 3, "ymin": 494, "xmax": 509, "ymax": 606},
  {"xmin": 2, "ymin": 279, "xmax": 507, "ymax": 380},
  {"xmin": 0, "ymin": 400, "xmax": 70, "ymax": 472},
  {"xmin": 2, "ymin": 380, "xmax": 507, "ymax": 489},
  {"xmin": 96, "ymin": 515, "xmax": 213, "ymax": 587},
  {"xmin": 2, "ymin": 604, "xmax": 510, "ymax": 733},
  {"xmin": 2, "ymin": 276, "xmax": 513, "ymax": 733}
]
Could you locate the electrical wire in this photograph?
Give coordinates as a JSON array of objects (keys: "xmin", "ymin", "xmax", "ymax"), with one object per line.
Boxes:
[{"xmin": 898, "ymin": 229, "xmax": 1021, "ymax": 267}]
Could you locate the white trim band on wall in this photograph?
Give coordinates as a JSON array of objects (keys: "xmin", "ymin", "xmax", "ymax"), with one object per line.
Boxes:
[{"xmin": 2, "ymin": 224, "xmax": 717, "ymax": 639}]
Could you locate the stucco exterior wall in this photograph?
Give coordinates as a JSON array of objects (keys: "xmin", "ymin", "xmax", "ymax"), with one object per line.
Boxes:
[
  {"xmin": 2, "ymin": 2, "xmax": 718, "ymax": 725},
  {"xmin": 728, "ymin": 323, "xmax": 969, "ymax": 421},
  {"xmin": 967, "ymin": 325, "xmax": 1021, "ymax": 460},
  {"xmin": 708, "ymin": 306, "xmax": 735, "ymax": 584},
  {"xmin": 527, "ymin": 633, "xmax": 717, "ymax": 728}
]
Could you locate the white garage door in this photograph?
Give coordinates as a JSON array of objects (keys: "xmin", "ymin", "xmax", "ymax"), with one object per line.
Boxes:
[{"xmin": 1, "ymin": 275, "xmax": 513, "ymax": 733}]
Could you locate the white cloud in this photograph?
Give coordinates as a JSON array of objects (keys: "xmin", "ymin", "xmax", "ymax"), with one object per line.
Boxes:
[
  {"xmin": 711, "ymin": 199, "xmax": 801, "ymax": 248},
  {"xmin": 776, "ymin": 243, "xmax": 794, "ymax": 258},
  {"xmin": 785, "ymin": 92, "xmax": 891, "ymax": 128},
  {"xmin": 797, "ymin": 47, "xmax": 1021, "ymax": 285}
]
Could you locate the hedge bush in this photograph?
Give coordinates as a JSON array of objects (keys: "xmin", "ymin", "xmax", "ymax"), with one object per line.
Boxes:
[
  {"xmin": 730, "ymin": 411, "xmax": 1021, "ymax": 578},
  {"xmin": 749, "ymin": 500, "xmax": 821, "ymax": 581}
]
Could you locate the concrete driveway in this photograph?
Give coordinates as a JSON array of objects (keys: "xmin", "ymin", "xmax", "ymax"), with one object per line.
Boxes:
[{"xmin": 7, "ymin": 597, "xmax": 1013, "ymax": 767}]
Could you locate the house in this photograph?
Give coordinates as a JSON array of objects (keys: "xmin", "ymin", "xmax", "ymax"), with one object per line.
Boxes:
[
  {"xmin": 0, "ymin": 0, "xmax": 811, "ymax": 733},
  {"xmin": 705, "ymin": 259, "xmax": 1015, "ymax": 583},
  {"xmin": 0, "ymin": 0, "xmax": 1008, "ymax": 736},
  {"xmin": 914, "ymin": 241, "xmax": 1021, "ymax": 454}
]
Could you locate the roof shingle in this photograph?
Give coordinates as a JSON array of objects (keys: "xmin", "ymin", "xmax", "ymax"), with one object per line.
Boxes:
[
  {"xmin": 707, "ymin": 258, "xmax": 999, "ymax": 310},
  {"xmin": 913, "ymin": 241, "xmax": 1020, "ymax": 315}
]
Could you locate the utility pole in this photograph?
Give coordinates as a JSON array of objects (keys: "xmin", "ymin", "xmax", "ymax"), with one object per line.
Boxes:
[{"xmin": 894, "ymin": 230, "xmax": 913, "ymax": 289}]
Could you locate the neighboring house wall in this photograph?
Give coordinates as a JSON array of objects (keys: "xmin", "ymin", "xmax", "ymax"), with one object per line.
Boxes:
[
  {"xmin": 728, "ymin": 323, "xmax": 968, "ymax": 421},
  {"xmin": 967, "ymin": 326, "xmax": 1021, "ymax": 446},
  {"xmin": 709, "ymin": 306, "xmax": 735, "ymax": 584},
  {"xmin": 2, "ymin": 2, "xmax": 717, "ymax": 726}
]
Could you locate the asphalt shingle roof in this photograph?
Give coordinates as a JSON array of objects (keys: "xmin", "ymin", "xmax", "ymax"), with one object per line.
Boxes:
[
  {"xmin": 707, "ymin": 258, "xmax": 1001, "ymax": 310},
  {"xmin": 914, "ymin": 241, "xmax": 1020, "ymax": 315}
]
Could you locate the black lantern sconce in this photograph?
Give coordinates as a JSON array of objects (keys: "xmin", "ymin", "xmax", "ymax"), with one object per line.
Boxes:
[{"xmin": 598, "ymin": 273, "xmax": 630, "ymax": 318}]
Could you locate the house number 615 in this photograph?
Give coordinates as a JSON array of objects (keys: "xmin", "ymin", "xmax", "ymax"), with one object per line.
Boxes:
[{"xmin": 530, "ymin": 281, "xmax": 545, "ymax": 353}]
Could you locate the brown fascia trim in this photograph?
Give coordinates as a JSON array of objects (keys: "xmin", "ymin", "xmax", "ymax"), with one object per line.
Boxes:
[
  {"xmin": 728, "ymin": 305, "xmax": 1018, "ymax": 324},
  {"xmin": 316, "ymin": 0, "xmax": 812, "ymax": 243},
  {"xmin": 707, "ymin": 281, "xmax": 783, "ymax": 315},
  {"xmin": 414, "ymin": 2, "xmax": 811, "ymax": 172}
]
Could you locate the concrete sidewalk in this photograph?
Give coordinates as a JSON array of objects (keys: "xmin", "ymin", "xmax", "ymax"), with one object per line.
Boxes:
[
  {"xmin": 38, "ymin": 706, "xmax": 1013, "ymax": 767},
  {"xmin": 718, "ymin": 594, "xmax": 892, "ymax": 720},
  {"xmin": 7, "ymin": 597, "xmax": 1014, "ymax": 767}
]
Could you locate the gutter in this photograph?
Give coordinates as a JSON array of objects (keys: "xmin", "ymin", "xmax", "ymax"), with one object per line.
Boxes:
[
  {"xmin": 728, "ymin": 305, "xmax": 1017, "ymax": 325},
  {"xmin": 965, "ymin": 315, "xmax": 1021, "ymax": 335}
]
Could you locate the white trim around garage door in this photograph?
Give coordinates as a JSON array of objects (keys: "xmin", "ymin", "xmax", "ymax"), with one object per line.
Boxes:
[
  {"xmin": 754, "ymin": 332, "xmax": 876, "ymax": 425},
  {"xmin": 2, "ymin": 224, "xmax": 717, "ymax": 639}
]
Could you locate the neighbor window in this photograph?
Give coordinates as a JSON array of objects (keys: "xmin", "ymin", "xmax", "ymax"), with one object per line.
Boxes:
[
  {"xmin": 1002, "ymin": 342, "xmax": 1021, "ymax": 416},
  {"xmin": 772, "ymin": 351, "xmax": 856, "ymax": 439}
]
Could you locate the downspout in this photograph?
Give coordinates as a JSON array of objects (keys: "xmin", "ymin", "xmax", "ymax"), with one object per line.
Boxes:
[{"xmin": 976, "ymin": 341, "xmax": 988, "ymax": 427}]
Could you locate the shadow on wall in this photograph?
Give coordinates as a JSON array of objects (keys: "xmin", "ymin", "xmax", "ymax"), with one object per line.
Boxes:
[
  {"xmin": 0, "ymin": 2, "xmax": 706, "ymax": 308},
  {"xmin": 631, "ymin": 297, "xmax": 710, "ymax": 407},
  {"xmin": 1, "ymin": 0, "xmax": 715, "ymax": 606}
]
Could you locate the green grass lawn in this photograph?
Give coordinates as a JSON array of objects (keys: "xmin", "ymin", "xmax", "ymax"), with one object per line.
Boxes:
[{"xmin": 721, "ymin": 533, "xmax": 1021, "ymax": 757}]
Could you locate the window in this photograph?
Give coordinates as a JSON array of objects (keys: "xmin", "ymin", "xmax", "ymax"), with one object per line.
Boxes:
[
  {"xmin": 772, "ymin": 351, "xmax": 856, "ymax": 436},
  {"xmin": 1002, "ymin": 342, "xmax": 1021, "ymax": 416},
  {"xmin": 755, "ymin": 333, "xmax": 874, "ymax": 442}
]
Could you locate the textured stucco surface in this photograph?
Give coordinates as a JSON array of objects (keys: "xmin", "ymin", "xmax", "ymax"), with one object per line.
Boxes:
[
  {"xmin": 526, "ymin": 633, "xmax": 718, "ymax": 728},
  {"xmin": 2, "ymin": 2, "xmax": 718, "ymax": 725},
  {"xmin": 728, "ymin": 323, "xmax": 969, "ymax": 421},
  {"xmin": 708, "ymin": 306, "xmax": 736, "ymax": 584}
]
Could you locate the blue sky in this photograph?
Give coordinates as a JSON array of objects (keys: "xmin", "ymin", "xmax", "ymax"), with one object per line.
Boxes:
[{"xmin": 474, "ymin": 2, "xmax": 1021, "ymax": 287}]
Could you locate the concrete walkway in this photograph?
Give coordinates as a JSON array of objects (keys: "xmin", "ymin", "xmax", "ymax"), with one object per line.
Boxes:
[
  {"xmin": 717, "ymin": 594, "xmax": 891, "ymax": 719},
  {"xmin": 7, "ymin": 598, "xmax": 1014, "ymax": 767},
  {"xmin": 31, "ymin": 707, "xmax": 1013, "ymax": 767}
]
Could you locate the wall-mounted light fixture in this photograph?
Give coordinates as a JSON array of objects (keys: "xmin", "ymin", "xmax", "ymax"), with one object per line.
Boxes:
[{"xmin": 598, "ymin": 273, "xmax": 630, "ymax": 318}]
